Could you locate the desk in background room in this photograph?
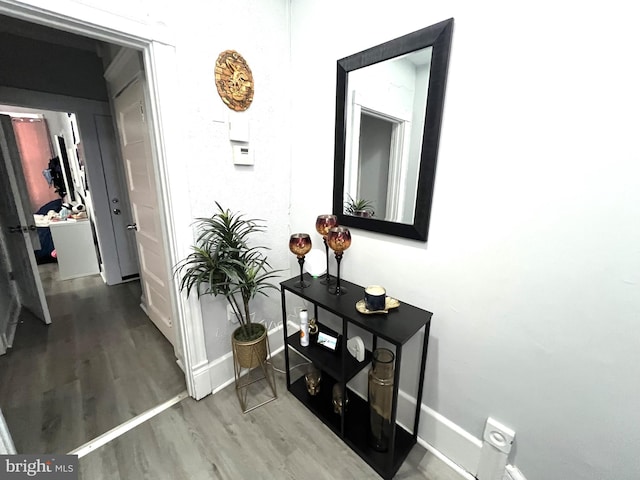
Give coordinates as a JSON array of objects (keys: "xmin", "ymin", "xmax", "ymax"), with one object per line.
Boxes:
[{"xmin": 48, "ymin": 220, "xmax": 100, "ymax": 280}]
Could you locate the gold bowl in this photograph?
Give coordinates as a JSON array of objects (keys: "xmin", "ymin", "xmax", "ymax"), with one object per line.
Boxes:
[{"xmin": 355, "ymin": 297, "xmax": 400, "ymax": 314}]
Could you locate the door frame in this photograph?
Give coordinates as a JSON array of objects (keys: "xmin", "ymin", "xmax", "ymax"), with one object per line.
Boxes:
[{"xmin": 0, "ymin": 0, "xmax": 211, "ymax": 399}]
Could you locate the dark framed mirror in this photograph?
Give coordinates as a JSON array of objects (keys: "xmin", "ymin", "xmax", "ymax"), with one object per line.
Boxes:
[{"xmin": 333, "ymin": 18, "xmax": 453, "ymax": 241}]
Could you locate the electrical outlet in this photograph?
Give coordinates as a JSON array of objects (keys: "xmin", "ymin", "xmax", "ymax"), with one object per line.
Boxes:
[
  {"xmin": 478, "ymin": 418, "xmax": 516, "ymax": 480},
  {"xmin": 483, "ymin": 417, "xmax": 515, "ymax": 453}
]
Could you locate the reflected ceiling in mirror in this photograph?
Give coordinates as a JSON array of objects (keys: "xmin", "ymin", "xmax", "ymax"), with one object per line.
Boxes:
[{"xmin": 333, "ymin": 19, "xmax": 453, "ymax": 241}]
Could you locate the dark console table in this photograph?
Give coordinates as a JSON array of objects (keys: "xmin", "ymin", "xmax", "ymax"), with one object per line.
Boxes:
[{"xmin": 280, "ymin": 274, "xmax": 432, "ymax": 479}]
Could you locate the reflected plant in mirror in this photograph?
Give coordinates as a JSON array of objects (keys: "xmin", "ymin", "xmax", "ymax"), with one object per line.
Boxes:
[
  {"xmin": 344, "ymin": 194, "xmax": 374, "ymax": 218},
  {"xmin": 333, "ymin": 18, "xmax": 454, "ymax": 241}
]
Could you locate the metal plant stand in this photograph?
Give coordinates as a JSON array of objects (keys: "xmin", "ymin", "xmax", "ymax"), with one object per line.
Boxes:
[{"xmin": 232, "ymin": 338, "xmax": 277, "ymax": 413}]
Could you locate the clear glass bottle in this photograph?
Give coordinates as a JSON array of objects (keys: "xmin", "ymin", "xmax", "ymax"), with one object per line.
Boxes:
[{"xmin": 368, "ymin": 348, "xmax": 395, "ymax": 452}]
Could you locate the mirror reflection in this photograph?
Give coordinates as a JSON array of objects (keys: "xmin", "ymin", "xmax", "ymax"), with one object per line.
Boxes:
[
  {"xmin": 344, "ymin": 47, "xmax": 432, "ymax": 224},
  {"xmin": 333, "ymin": 18, "xmax": 453, "ymax": 241}
]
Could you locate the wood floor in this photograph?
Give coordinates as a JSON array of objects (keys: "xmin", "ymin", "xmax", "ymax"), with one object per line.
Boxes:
[
  {"xmin": 0, "ymin": 263, "xmax": 185, "ymax": 454},
  {"xmin": 1, "ymin": 264, "xmax": 463, "ymax": 479},
  {"xmin": 79, "ymin": 353, "xmax": 463, "ymax": 480}
]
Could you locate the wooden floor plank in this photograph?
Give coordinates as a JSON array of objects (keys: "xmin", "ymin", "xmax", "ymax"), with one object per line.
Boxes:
[
  {"xmin": 0, "ymin": 264, "xmax": 185, "ymax": 454},
  {"xmin": 2, "ymin": 263, "xmax": 464, "ymax": 478},
  {"xmin": 79, "ymin": 354, "xmax": 464, "ymax": 480}
]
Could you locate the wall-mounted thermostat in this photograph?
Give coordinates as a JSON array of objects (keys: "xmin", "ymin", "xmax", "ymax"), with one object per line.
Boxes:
[{"xmin": 232, "ymin": 144, "xmax": 253, "ymax": 165}]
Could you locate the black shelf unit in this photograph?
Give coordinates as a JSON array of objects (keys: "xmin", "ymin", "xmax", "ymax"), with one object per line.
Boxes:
[{"xmin": 281, "ymin": 274, "xmax": 432, "ymax": 480}]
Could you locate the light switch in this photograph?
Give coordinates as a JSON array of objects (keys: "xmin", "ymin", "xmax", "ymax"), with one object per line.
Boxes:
[{"xmin": 229, "ymin": 117, "xmax": 250, "ymax": 142}]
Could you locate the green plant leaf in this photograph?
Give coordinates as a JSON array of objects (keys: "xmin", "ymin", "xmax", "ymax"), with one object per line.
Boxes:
[{"xmin": 174, "ymin": 203, "xmax": 282, "ymax": 327}]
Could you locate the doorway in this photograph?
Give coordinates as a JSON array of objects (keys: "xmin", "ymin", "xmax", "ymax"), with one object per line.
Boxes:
[
  {"xmin": 357, "ymin": 111, "xmax": 396, "ymax": 220},
  {"xmin": 0, "ymin": 106, "xmax": 185, "ymax": 454},
  {"xmin": 0, "ymin": 13, "xmax": 191, "ymax": 454},
  {"xmin": 0, "ymin": 106, "xmax": 107, "ymax": 283},
  {"xmin": 0, "ymin": 0, "xmax": 210, "ymax": 408}
]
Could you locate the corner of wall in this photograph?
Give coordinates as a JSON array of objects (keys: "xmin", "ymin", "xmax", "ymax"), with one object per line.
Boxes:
[{"xmin": 395, "ymin": 391, "xmax": 482, "ymax": 478}]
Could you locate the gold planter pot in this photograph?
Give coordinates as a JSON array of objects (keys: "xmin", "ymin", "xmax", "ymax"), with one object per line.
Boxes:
[
  {"xmin": 231, "ymin": 324, "xmax": 277, "ymax": 413},
  {"xmin": 232, "ymin": 325, "xmax": 268, "ymax": 369}
]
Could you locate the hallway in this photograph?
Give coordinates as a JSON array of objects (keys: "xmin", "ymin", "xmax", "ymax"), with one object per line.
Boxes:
[
  {"xmin": 0, "ymin": 266, "xmax": 462, "ymax": 479},
  {"xmin": 0, "ymin": 264, "xmax": 185, "ymax": 454},
  {"xmin": 78, "ymin": 351, "xmax": 461, "ymax": 480}
]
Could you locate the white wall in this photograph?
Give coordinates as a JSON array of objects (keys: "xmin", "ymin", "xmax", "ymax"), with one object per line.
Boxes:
[
  {"xmin": 290, "ymin": 1, "xmax": 640, "ymax": 480},
  {"xmin": 7, "ymin": 0, "xmax": 639, "ymax": 477},
  {"xmin": 0, "ymin": 106, "xmax": 78, "ymax": 204},
  {"xmin": 39, "ymin": 110, "xmax": 76, "ymax": 199},
  {"xmin": 166, "ymin": 0, "xmax": 293, "ymax": 358},
  {"xmin": 43, "ymin": 111, "xmax": 73, "ymax": 152}
]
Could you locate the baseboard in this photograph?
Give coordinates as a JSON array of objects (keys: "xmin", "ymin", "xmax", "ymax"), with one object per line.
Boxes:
[
  {"xmin": 340, "ymin": 379, "xmax": 481, "ymax": 478},
  {"xmin": 418, "ymin": 438, "xmax": 477, "ymax": 480},
  {"xmin": 191, "ymin": 359, "xmax": 214, "ymax": 400},
  {"xmin": 4, "ymin": 297, "xmax": 21, "ymax": 351},
  {"xmin": 0, "ymin": 408, "xmax": 16, "ymax": 454},
  {"xmin": 0, "ymin": 311, "xmax": 7, "ymax": 356},
  {"xmin": 396, "ymin": 390, "xmax": 482, "ymax": 477},
  {"xmin": 139, "ymin": 301, "xmax": 149, "ymax": 318},
  {"xmin": 205, "ymin": 323, "xmax": 285, "ymax": 397}
]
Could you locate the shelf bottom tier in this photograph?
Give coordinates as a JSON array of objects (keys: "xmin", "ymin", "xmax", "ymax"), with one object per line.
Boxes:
[
  {"xmin": 289, "ymin": 373, "xmax": 341, "ymax": 435},
  {"xmin": 289, "ymin": 376, "xmax": 416, "ymax": 479}
]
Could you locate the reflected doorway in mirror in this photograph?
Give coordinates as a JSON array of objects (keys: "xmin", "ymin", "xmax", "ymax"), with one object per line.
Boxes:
[{"xmin": 345, "ymin": 46, "xmax": 432, "ymax": 224}]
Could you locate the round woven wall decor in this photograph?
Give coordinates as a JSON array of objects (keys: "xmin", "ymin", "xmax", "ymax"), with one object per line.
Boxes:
[{"xmin": 214, "ymin": 50, "xmax": 254, "ymax": 112}]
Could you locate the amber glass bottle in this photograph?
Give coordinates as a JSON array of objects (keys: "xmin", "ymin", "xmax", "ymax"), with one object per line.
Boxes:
[{"xmin": 368, "ymin": 348, "xmax": 395, "ymax": 451}]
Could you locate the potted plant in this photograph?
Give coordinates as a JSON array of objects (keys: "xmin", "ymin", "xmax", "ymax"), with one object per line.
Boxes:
[
  {"xmin": 175, "ymin": 203, "xmax": 280, "ymax": 369},
  {"xmin": 344, "ymin": 194, "xmax": 375, "ymax": 218}
]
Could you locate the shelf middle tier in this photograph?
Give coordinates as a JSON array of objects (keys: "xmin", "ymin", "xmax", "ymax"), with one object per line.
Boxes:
[{"xmin": 286, "ymin": 323, "xmax": 371, "ymax": 382}]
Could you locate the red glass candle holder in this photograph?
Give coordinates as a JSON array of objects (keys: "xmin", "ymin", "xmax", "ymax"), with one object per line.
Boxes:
[
  {"xmin": 289, "ymin": 233, "xmax": 312, "ymax": 288},
  {"xmin": 327, "ymin": 226, "xmax": 351, "ymax": 295},
  {"xmin": 315, "ymin": 214, "xmax": 338, "ymax": 285}
]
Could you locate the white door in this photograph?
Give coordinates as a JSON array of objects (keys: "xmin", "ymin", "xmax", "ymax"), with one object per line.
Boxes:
[
  {"xmin": 112, "ymin": 79, "xmax": 174, "ymax": 346},
  {"xmin": 0, "ymin": 115, "xmax": 51, "ymax": 325},
  {"xmin": 94, "ymin": 114, "xmax": 140, "ymax": 279}
]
